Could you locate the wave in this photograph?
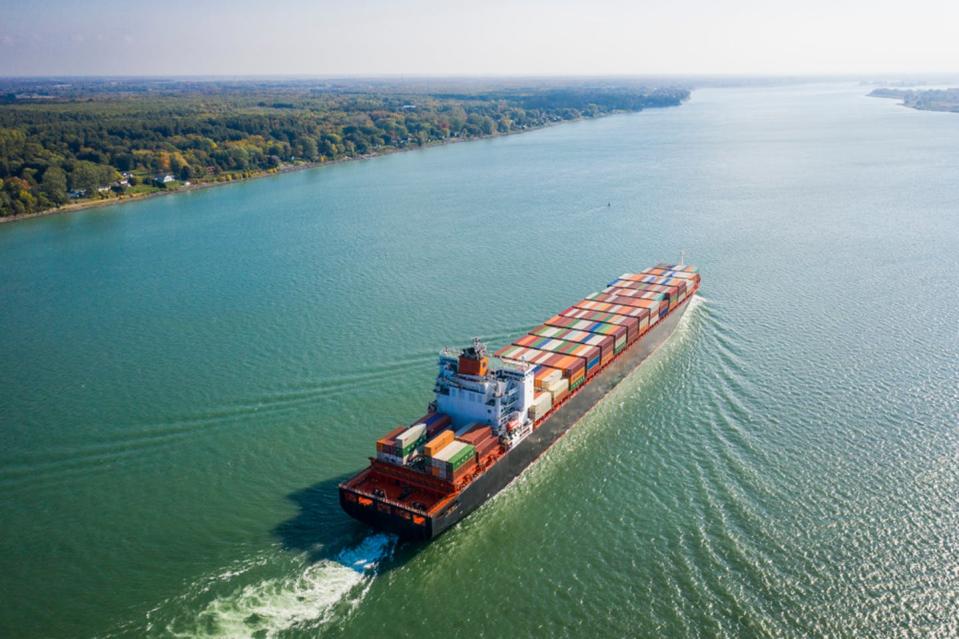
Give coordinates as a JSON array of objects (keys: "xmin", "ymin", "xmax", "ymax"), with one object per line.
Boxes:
[{"xmin": 166, "ymin": 534, "xmax": 395, "ymax": 639}]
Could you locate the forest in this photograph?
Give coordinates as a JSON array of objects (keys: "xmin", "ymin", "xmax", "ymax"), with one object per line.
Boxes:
[{"xmin": 0, "ymin": 78, "xmax": 689, "ymax": 217}]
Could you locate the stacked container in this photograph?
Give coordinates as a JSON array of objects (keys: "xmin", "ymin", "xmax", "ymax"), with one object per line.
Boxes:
[
  {"xmin": 411, "ymin": 412, "xmax": 452, "ymax": 437},
  {"xmin": 652, "ymin": 263, "xmax": 701, "ymax": 279},
  {"xmin": 557, "ymin": 308, "xmax": 643, "ymax": 342},
  {"xmin": 375, "ymin": 426, "xmax": 406, "ymax": 461},
  {"xmin": 458, "ymin": 424, "xmax": 500, "ymax": 461},
  {"xmin": 529, "ymin": 326, "xmax": 615, "ymax": 365},
  {"xmin": 543, "ymin": 314, "xmax": 629, "ymax": 349},
  {"xmin": 495, "ymin": 344, "xmax": 586, "ymax": 389},
  {"xmin": 531, "ymin": 365, "xmax": 570, "ymax": 405},
  {"xmin": 508, "ymin": 335, "xmax": 603, "ymax": 376},
  {"xmin": 619, "ymin": 272, "xmax": 693, "ymax": 298},
  {"xmin": 610, "ymin": 279, "xmax": 684, "ymax": 309},
  {"xmin": 423, "ymin": 429, "xmax": 454, "ymax": 457},
  {"xmin": 532, "ymin": 390, "xmax": 552, "ymax": 420},
  {"xmin": 429, "ymin": 440, "xmax": 477, "ymax": 481},
  {"xmin": 586, "ymin": 290, "xmax": 664, "ymax": 318},
  {"xmin": 533, "ymin": 365, "xmax": 562, "ymax": 389},
  {"xmin": 572, "ymin": 299, "xmax": 652, "ymax": 333},
  {"xmin": 376, "ymin": 423, "xmax": 427, "ymax": 464}
]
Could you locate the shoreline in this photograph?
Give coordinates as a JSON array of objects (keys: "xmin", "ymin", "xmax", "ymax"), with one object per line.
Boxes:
[
  {"xmin": 0, "ymin": 110, "xmax": 658, "ymax": 225},
  {"xmin": 0, "ymin": 143, "xmax": 426, "ymax": 225}
]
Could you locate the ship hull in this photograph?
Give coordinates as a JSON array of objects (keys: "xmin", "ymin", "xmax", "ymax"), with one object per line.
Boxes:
[{"xmin": 341, "ymin": 295, "xmax": 693, "ymax": 540}]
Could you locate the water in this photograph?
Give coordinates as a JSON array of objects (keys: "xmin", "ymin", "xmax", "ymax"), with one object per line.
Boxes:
[{"xmin": 1, "ymin": 83, "xmax": 957, "ymax": 638}]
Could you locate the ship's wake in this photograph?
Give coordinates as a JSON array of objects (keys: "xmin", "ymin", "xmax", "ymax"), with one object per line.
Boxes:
[{"xmin": 166, "ymin": 534, "xmax": 395, "ymax": 638}]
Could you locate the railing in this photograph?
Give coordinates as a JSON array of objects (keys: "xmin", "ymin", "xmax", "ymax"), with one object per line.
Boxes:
[{"xmin": 344, "ymin": 485, "xmax": 428, "ymax": 515}]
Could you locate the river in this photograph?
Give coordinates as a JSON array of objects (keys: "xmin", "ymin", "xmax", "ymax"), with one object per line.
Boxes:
[{"xmin": 1, "ymin": 83, "xmax": 957, "ymax": 638}]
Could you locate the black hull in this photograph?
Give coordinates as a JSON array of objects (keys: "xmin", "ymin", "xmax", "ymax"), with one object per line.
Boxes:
[{"xmin": 341, "ymin": 296, "xmax": 693, "ymax": 540}]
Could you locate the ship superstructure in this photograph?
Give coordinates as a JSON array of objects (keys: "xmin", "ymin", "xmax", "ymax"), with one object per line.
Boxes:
[
  {"xmin": 340, "ymin": 263, "xmax": 701, "ymax": 539},
  {"xmin": 434, "ymin": 340, "xmax": 535, "ymax": 448}
]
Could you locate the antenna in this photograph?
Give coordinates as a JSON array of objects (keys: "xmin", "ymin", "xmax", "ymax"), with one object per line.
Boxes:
[
  {"xmin": 679, "ymin": 249, "xmax": 687, "ymax": 266},
  {"xmin": 472, "ymin": 337, "xmax": 487, "ymax": 358}
]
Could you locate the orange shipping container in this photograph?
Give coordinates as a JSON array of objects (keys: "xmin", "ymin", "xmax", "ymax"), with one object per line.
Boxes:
[
  {"xmin": 424, "ymin": 429, "xmax": 455, "ymax": 457},
  {"xmin": 376, "ymin": 426, "xmax": 405, "ymax": 447}
]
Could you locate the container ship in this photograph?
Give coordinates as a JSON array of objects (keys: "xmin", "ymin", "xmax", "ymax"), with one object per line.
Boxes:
[{"xmin": 340, "ymin": 263, "xmax": 700, "ymax": 539}]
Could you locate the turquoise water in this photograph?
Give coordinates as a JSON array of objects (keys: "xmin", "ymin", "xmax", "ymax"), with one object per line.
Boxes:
[{"xmin": 1, "ymin": 83, "xmax": 958, "ymax": 638}]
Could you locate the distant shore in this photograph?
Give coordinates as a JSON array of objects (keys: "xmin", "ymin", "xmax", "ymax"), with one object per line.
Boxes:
[
  {"xmin": 868, "ymin": 87, "xmax": 959, "ymax": 114},
  {"xmin": 0, "ymin": 111, "xmax": 648, "ymax": 225}
]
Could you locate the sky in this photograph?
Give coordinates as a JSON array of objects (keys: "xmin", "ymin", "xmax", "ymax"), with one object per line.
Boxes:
[{"xmin": 1, "ymin": 0, "xmax": 957, "ymax": 77}]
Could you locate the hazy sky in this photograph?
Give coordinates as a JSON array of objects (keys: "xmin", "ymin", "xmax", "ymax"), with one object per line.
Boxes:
[{"xmin": 2, "ymin": 0, "xmax": 957, "ymax": 76}]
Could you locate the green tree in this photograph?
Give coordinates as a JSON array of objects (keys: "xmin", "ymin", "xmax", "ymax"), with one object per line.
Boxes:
[{"xmin": 41, "ymin": 166, "xmax": 68, "ymax": 205}]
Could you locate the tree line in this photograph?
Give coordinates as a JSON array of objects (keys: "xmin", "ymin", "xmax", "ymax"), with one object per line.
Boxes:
[{"xmin": 0, "ymin": 80, "xmax": 689, "ymax": 217}]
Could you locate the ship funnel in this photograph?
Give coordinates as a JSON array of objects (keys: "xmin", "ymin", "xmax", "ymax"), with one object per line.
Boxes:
[{"xmin": 458, "ymin": 338, "xmax": 489, "ymax": 376}]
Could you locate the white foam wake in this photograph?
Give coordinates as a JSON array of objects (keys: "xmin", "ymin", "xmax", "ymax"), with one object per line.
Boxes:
[{"xmin": 181, "ymin": 534, "xmax": 394, "ymax": 638}]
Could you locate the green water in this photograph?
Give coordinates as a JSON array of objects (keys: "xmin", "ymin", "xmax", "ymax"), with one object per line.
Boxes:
[{"xmin": 1, "ymin": 83, "xmax": 957, "ymax": 638}]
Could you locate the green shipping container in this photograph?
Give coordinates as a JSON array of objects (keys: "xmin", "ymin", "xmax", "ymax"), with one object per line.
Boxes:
[{"xmin": 448, "ymin": 443, "xmax": 476, "ymax": 469}]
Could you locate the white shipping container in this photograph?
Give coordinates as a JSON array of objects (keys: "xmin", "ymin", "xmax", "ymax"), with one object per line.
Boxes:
[
  {"xmin": 532, "ymin": 392, "xmax": 552, "ymax": 419},
  {"xmin": 396, "ymin": 423, "xmax": 426, "ymax": 446},
  {"xmin": 546, "ymin": 377, "xmax": 569, "ymax": 394},
  {"xmin": 433, "ymin": 439, "xmax": 469, "ymax": 462}
]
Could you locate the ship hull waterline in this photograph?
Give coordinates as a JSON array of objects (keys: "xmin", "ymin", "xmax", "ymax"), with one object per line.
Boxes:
[{"xmin": 340, "ymin": 294, "xmax": 693, "ymax": 540}]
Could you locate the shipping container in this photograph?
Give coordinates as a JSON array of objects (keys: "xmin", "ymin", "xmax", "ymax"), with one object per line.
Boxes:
[
  {"xmin": 529, "ymin": 325, "xmax": 615, "ymax": 361},
  {"xmin": 430, "ymin": 440, "xmax": 478, "ymax": 480},
  {"xmin": 497, "ymin": 344, "xmax": 586, "ymax": 379},
  {"xmin": 632, "ymin": 276, "xmax": 691, "ymax": 296},
  {"xmin": 602, "ymin": 286, "xmax": 667, "ymax": 302},
  {"xmin": 532, "ymin": 390, "xmax": 552, "ymax": 420},
  {"xmin": 376, "ymin": 426, "xmax": 405, "ymax": 450},
  {"xmin": 559, "ymin": 307, "xmax": 641, "ymax": 342},
  {"xmin": 610, "ymin": 279, "xmax": 685, "ymax": 308},
  {"xmin": 511, "ymin": 335, "xmax": 601, "ymax": 370},
  {"xmin": 587, "ymin": 291, "xmax": 662, "ymax": 314},
  {"xmin": 619, "ymin": 272, "xmax": 696, "ymax": 294},
  {"xmin": 544, "ymin": 315, "xmax": 626, "ymax": 347},
  {"xmin": 394, "ymin": 424, "xmax": 427, "ymax": 456},
  {"xmin": 571, "ymin": 300, "xmax": 651, "ymax": 334},
  {"xmin": 410, "ymin": 412, "xmax": 452, "ymax": 437},
  {"xmin": 432, "ymin": 440, "xmax": 475, "ymax": 465},
  {"xmin": 643, "ymin": 268, "xmax": 700, "ymax": 281},
  {"xmin": 474, "ymin": 437, "xmax": 500, "ymax": 460},
  {"xmin": 545, "ymin": 376, "xmax": 570, "ymax": 404},
  {"xmin": 545, "ymin": 375, "xmax": 569, "ymax": 394},
  {"xmin": 649, "ymin": 263, "xmax": 701, "ymax": 280},
  {"xmin": 459, "ymin": 424, "xmax": 495, "ymax": 445},
  {"xmin": 532, "ymin": 364, "xmax": 563, "ymax": 389},
  {"xmin": 423, "ymin": 429, "xmax": 455, "ymax": 457}
]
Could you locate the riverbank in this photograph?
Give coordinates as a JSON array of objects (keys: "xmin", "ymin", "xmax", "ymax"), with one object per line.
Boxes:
[
  {"xmin": 0, "ymin": 109, "xmax": 673, "ymax": 225},
  {"xmin": 0, "ymin": 79, "xmax": 691, "ymax": 222},
  {"xmin": 0, "ymin": 147, "xmax": 413, "ymax": 224}
]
